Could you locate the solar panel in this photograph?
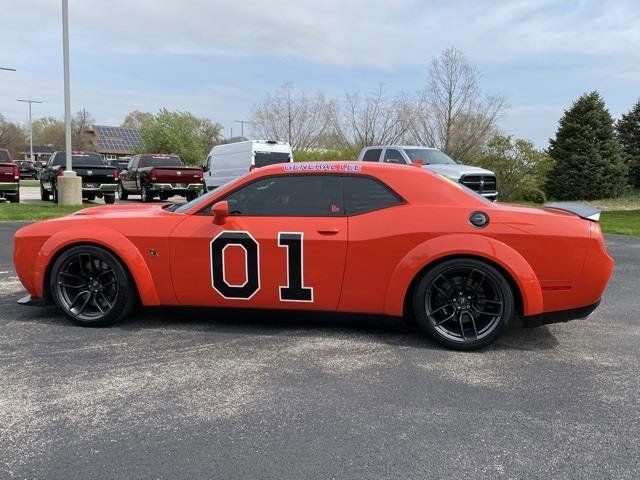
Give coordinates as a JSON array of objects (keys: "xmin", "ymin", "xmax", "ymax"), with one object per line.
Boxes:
[{"xmin": 94, "ymin": 125, "xmax": 143, "ymax": 152}]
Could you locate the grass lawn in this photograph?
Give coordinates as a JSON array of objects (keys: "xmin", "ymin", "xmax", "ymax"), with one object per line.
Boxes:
[
  {"xmin": 599, "ymin": 210, "xmax": 640, "ymax": 236},
  {"xmin": 19, "ymin": 179, "xmax": 40, "ymax": 187},
  {"xmin": 0, "ymin": 203, "xmax": 87, "ymax": 221}
]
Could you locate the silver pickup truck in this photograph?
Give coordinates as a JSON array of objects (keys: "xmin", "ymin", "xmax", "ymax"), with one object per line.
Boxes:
[{"xmin": 357, "ymin": 145, "xmax": 498, "ymax": 201}]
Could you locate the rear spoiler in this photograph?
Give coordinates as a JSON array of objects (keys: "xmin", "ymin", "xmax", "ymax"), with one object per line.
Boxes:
[{"xmin": 544, "ymin": 202, "xmax": 601, "ymax": 222}]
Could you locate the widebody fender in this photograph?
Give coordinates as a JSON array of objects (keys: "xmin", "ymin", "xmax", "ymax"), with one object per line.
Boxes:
[
  {"xmin": 34, "ymin": 225, "xmax": 160, "ymax": 305},
  {"xmin": 383, "ymin": 234, "xmax": 544, "ymax": 317}
]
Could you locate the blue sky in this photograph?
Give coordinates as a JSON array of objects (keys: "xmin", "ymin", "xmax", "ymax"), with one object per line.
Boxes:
[{"xmin": 1, "ymin": 0, "xmax": 639, "ymax": 146}]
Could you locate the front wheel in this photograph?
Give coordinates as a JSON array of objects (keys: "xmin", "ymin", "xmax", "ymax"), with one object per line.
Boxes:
[
  {"xmin": 49, "ymin": 245, "xmax": 137, "ymax": 326},
  {"xmin": 412, "ymin": 258, "xmax": 514, "ymax": 350},
  {"xmin": 140, "ymin": 185, "xmax": 153, "ymax": 203}
]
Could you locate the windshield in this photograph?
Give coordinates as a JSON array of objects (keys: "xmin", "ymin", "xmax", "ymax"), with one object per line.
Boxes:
[
  {"xmin": 254, "ymin": 151, "xmax": 291, "ymax": 168},
  {"xmin": 0, "ymin": 151, "xmax": 11, "ymax": 162},
  {"xmin": 140, "ymin": 155, "xmax": 182, "ymax": 167},
  {"xmin": 171, "ymin": 176, "xmax": 246, "ymax": 213},
  {"xmin": 403, "ymin": 148, "xmax": 457, "ymax": 165}
]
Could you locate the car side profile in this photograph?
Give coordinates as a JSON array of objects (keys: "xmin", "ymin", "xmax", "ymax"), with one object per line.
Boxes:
[{"xmin": 13, "ymin": 162, "xmax": 613, "ymax": 350}]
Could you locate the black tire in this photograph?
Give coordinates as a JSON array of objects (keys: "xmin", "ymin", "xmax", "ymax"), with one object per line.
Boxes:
[
  {"xmin": 49, "ymin": 245, "xmax": 137, "ymax": 327},
  {"xmin": 104, "ymin": 194, "xmax": 115, "ymax": 205},
  {"xmin": 117, "ymin": 182, "xmax": 128, "ymax": 200},
  {"xmin": 86, "ymin": 193, "xmax": 96, "ymax": 201},
  {"xmin": 40, "ymin": 182, "xmax": 50, "ymax": 201},
  {"xmin": 412, "ymin": 258, "xmax": 514, "ymax": 350},
  {"xmin": 140, "ymin": 184, "xmax": 153, "ymax": 203},
  {"xmin": 9, "ymin": 191, "xmax": 20, "ymax": 203},
  {"xmin": 185, "ymin": 191, "xmax": 197, "ymax": 202},
  {"xmin": 159, "ymin": 193, "xmax": 169, "ymax": 201},
  {"xmin": 52, "ymin": 183, "xmax": 59, "ymax": 204}
]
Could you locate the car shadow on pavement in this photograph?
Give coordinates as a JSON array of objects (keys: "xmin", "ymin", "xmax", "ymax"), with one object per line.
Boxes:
[{"xmin": 116, "ymin": 306, "xmax": 560, "ymax": 352}]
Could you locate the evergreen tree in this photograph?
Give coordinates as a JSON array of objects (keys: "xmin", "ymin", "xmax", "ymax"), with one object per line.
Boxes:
[
  {"xmin": 546, "ymin": 91, "xmax": 627, "ymax": 200},
  {"xmin": 616, "ymin": 99, "xmax": 640, "ymax": 188}
]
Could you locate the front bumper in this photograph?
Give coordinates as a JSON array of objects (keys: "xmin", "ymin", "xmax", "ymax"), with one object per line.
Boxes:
[
  {"xmin": 522, "ymin": 300, "xmax": 601, "ymax": 328},
  {"xmin": 149, "ymin": 183, "xmax": 203, "ymax": 193}
]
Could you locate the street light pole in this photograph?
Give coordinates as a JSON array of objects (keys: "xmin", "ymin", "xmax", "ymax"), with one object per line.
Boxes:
[
  {"xmin": 57, "ymin": 0, "xmax": 82, "ymax": 205},
  {"xmin": 17, "ymin": 99, "xmax": 43, "ymax": 161},
  {"xmin": 62, "ymin": 0, "xmax": 73, "ymax": 175}
]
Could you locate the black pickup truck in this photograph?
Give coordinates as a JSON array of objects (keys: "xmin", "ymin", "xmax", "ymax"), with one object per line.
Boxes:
[
  {"xmin": 118, "ymin": 154, "xmax": 203, "ymax": 202},
  {"xmin": 40, "ymin": 151, "xmax": 119, "ymax": 204}
]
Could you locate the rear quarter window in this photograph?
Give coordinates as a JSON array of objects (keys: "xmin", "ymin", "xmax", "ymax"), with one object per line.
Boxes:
[
  {"xmin": 342, "ymin": 176, "xmax": 403, "ymax": 215},
  {"xmin": 361, "ymin": 149, "xmax": 382, "ymax": 162}
]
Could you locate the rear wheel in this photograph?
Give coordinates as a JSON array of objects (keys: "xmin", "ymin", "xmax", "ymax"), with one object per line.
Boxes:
[
  {"xmin": 85, "ymin": 193, "xmax": 96, "ymax": 201},
  {"xmin": 185, "ymin": 191, "xmax": 197, "ymax": 202},
  {"xmin": 159, "ymin": 193, "xmax": 169, "ymax": 201},
  {"xmin": 8, "ymin": 191, "xmax": 20, "ymax": 203},
  {"xmin": 117, "ymin": 181, "xmax": 128, "ymax": 200},
  {"xmin": 412, "ymin": 258, "xmax": 514, "ymax": 350},
  {"xmin": 52, "ymin": 183, "xmax": 59, "ymax": 203},
  {"xmin": 104, "ymin": 194, "xmax": 115, "ymax": 204},
  {"xmin": 40, "ymin": 183, "xmax": 50, "ymax": 201},
  {"xmin": 49, "ymin": 245, "xmax": 137, "ymax": 326}
]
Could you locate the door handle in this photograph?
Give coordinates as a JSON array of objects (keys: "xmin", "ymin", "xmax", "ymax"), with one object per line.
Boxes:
[{"xmin": 317, "ymin": 228, "xmax": 340, "ymax": 235}]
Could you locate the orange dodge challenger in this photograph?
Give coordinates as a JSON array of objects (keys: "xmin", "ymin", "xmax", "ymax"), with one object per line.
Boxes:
[{"xmin": 13, "ymin": 162, "xmax": 614, "ymax": 350}]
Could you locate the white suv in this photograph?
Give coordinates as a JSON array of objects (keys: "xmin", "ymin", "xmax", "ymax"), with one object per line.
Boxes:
[{"xmin": 357, "ymin": 146, "xmax": 498, "ymax": 201}]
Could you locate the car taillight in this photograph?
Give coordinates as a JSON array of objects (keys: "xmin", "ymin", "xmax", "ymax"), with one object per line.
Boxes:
[
  {"xmin": 55, "ymin": 168, "xmax": 64, "ymax": 177},
  {"xmin": 113, "ymin": 170, "xmax": 119, "ymax": 180},
  {"xmin": 13, "ymin": 165, "xmax": 19, "ymax": 180}
]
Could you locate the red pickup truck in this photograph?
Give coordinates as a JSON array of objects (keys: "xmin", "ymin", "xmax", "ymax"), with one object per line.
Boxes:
[
  {"xmin": 118, "ymin": 154, "xmax": 204, "ymax": 202},
  {"xmin": 0, "ymin": 148, "xmax": 20, "ymax": 203}
]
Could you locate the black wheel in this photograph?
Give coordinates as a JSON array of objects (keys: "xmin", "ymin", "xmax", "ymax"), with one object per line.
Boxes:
[
  {"xmin": 49, "ymin": 245, "xmax": 137, "ymax": 326},
  {"xmin": 141, "ymin": 185, "xmax": 153, "ymax": 203},
  {"xmin": 185, "ymin": 191, "xmax": 197, "ymax": 202},
  {"xmin": 117, "ymin": 182, "xmax": 128, "ymax": 200},
  {"xmin": 9, "ymin": 191, "xmax": 20, "ymax": 203},
  {"xmin": 159, "ymin": 193, "xmax": 169, "ymax": 201},
  {"xmin": 412, "ymin": 258, "xmax": 514, "ymax": 350},
  {"xmin": 86, "ymin": 193, "xmax": 96, "ymax": 201},
  {"xmin": 40, "ymin": 183, "xmax": 50, "ymax": 201},
  {"xmin": 104, "ymin": 194, "xmax": 115, "ymax": 205},
  {"xmin": 52, "ymin": 183, "xmax": 59, "ymax": 203}
]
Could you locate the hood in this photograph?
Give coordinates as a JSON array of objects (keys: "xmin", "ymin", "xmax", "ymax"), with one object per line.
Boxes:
[
  {"xmin": 424, "ymin": 163, "xmax": 494, "ymax": 180},
  {"xmin": 71, "ymin": 203, "xmax": 169, "ymax": 218}
]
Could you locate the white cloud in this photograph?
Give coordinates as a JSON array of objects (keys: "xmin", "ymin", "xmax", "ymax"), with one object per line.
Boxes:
[{"xmin": 1, "ymin": 0, "xmax": 639, "ymax": 68}]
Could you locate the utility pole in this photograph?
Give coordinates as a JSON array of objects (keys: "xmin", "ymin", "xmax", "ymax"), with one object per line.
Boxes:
[
  {"xmin": 234, "ymin": 120, "xmax": 252, "ymax": 138},
  {"xmin": 17, "ymin": 99, "xmax": 43, "ymax": 161}
]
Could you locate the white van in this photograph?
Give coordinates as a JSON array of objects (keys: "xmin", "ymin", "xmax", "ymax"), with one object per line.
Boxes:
[{"xmin": 203, "ymin": 140, "xmax": 293, "ymax": 190}]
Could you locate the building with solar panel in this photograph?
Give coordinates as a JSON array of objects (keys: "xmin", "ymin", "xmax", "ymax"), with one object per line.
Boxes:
[{"xmin": 85, "ymin": 125, "xmax": 143, "ymax": 159}]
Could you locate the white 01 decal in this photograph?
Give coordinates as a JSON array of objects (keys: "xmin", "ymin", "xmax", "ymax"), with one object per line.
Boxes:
[{"xmin": 210, "ymin": 231, "xmax": 313, "ymax": 302}]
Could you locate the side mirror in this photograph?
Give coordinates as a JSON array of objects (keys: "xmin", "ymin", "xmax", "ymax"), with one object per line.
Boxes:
[
  {"xmin": 212, "ymin": 200, "xmax": 229, "ymax": 225},
  {"xmin": 202, "ymin": 163, "xmax": 209, "ymax": 172}
]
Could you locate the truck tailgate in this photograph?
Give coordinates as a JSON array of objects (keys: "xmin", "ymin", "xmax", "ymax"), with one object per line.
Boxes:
[
  {"xmin": 0, "ymin": 164, "xmax": 17, "ymax": 181},
  {"xmin": 152, "ymin": 167, "xmax": 202, "ymax": 184},
  {"xmin": 74, "ymin": 166, "xmax": 118, "ymax": 186}
]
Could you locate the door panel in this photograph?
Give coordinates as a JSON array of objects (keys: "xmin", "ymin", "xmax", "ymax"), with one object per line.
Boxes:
[{"xmin": 170, "ymin": 215, "xmax": 348, "ymax": 311}]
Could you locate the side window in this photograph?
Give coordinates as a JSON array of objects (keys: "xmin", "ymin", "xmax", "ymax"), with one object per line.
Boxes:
[
  {"xmin": 342, "ymin": 176, "xmax": 403, "ymax": 215},
  {"xmin": 361, "ymin": 149, "xmax": 382, "ymax": 162},
  {"xmin": 224, "ymin": 175, "xmax": 342, "ymax": 216},
  {"xmin": 383, "ymin": 149, "xmax": 406, "ymax": 164}
]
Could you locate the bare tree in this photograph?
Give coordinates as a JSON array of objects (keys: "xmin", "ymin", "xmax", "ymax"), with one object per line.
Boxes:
[
  {"xmin": 122, "ymin": 110, "xmax": 153, "ymax": 130},
  {"xmin": 336, "ymin": 85, "xmax": 412, "ymax": 151},
  {"xmin": 251, "ymin": 83, "xmax": 336, "ymax": 150},
  {"xmin": 411, "ymin": 47, "xmax": 506, "ymax": 163},
  {"xmin": 71, "ymin": 109, "xmax": 94, "ymax": 150},
  {"xmin": 0, "ymin": 115, "xmax": 26, "ymax": 157}
]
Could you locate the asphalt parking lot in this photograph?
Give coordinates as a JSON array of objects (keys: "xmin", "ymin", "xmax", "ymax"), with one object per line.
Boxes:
[
  {"xmin": 18, "ymin": 185, "xmax": 185, "ymax": 204},
  {"xmin": 1, "ymin": 222, "xmax": 638, "ymax": 479}
]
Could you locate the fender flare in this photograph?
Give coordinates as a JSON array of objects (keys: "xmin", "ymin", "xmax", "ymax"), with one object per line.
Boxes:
[
  {"xmin": 383, "ymin": 234, "xmax": 544, "ymax": 317},
  {"xmin": 34, "ymin": 225, "xmax": 160, "ymax": 305}
]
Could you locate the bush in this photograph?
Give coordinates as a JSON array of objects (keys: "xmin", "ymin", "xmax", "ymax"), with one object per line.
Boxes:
[
  {"xmin": 520, "ymin": 187, "xmax": 547, "ymax": 204},
  {"xmin": 474, "ymin": 134, "xmax": 553, "ymax": 202}
]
